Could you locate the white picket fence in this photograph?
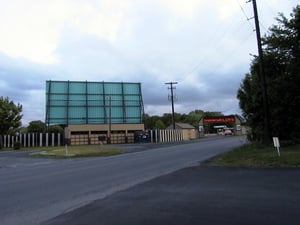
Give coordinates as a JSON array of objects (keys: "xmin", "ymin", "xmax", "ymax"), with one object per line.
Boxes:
[
  {"xmin": 149, "ymin": 129, "xmax": 183, "ymax": 143},
  {"xmin": 1, "ymin": 133, "xmax": 63, "ymax": 148},
  {"xmin": 1, "ymin": 129, "xmax": 184, "ymax": 148}
]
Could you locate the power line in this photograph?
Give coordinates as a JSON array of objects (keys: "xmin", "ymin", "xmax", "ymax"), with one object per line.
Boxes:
[
  {"xmin": 236, "ymin": 0, "xmax": 255, "ymax": 31},
  {"xmin": 180, "ymin": 1, "xmax": 256, "ymax": 82}
]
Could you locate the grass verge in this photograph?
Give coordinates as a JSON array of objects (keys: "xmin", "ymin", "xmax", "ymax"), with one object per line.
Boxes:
[
  {"xmin": 209, "ymin": 144, "xmax": 300, "ymax": 168},
  {"xmin": 30, "ymin": 146, "xmax": 124, "ymax": 158}
]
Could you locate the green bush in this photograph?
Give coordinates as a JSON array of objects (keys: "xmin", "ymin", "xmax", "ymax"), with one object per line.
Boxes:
[{"xmin": 14, "ymin": 141, "xmax": 21, "ymax": 150}]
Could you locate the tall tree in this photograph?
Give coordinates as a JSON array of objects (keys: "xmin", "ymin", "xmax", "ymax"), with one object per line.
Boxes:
[
  {"xmin": 0, "ymin": 97, "xmax": 23, "ymax": 146},
  {"xmin": 237, "ymin": 5, "xmax": 300, "ymax": 143},
  {"xmin": 27, "ymin": 120, "xmax": 46, "ymax": 133}
]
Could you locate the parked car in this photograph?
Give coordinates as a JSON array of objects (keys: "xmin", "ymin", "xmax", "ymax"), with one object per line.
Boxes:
[{"xmin": 224, "ymin": 129, "xmax": 233, "ymax": 135}]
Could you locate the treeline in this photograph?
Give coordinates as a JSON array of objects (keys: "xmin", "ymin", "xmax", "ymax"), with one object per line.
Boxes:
[
  {"xmin": 20, "ymin": 120, "xmax": 64, "ymax": 134},
  {"xmin": 8, "ymin": 110, "xmax": 225, "ymax": 135},
  {"xmin": 237, "ymin": 5, "xmax": 300, "ymax": 143},
  {"xmin": 143, "ymin": 110, "xmax": 225, "ymax": 130},
  {"xmin": 23, "ymin": 110, "xmax": 225, "ymax": 133}
]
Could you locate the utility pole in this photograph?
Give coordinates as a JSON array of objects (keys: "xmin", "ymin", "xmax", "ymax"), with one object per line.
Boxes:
[
  {"xmin": 106, "ymin": 95, "xmax": 112, "ymax": 144},
  {"xmin": 165, "ymin": 82, "xmax": 178, "ymax": 129},
  {"xmin": 251, "ymin": 0, "xmax": 271, "ymax": 144}
]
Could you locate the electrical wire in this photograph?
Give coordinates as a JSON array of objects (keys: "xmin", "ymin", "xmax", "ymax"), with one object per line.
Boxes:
[
  {"xmin": 179, "ymin": 0, "xmax": 257, "ymax": 83},
  {"xmin": 236, "ymin": 0, "xmax": 255, "ymax": 31}
]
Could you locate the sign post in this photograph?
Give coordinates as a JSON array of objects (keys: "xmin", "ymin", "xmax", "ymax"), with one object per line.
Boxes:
[
  {"xmin": 272, "ymin": 137, "xmax": 280, "ymax": 157},
  {"xmin": 65, "ymin": 144, "xmax": 68, "ymax": 156}
]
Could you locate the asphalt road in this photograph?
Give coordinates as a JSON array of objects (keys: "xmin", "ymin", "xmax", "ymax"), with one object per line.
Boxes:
[
  {"xmin": 44, "ymin": 166, "xmax": 300, "ymax": 225},
  {"xmin": 0, "ymin": 136, "xmax": 246, "ymax": 225}
]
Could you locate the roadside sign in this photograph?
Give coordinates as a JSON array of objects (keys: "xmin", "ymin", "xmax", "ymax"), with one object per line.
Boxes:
[{"xmin": 273, "ymin": 137, "xmax": 280, "ymax": 156}]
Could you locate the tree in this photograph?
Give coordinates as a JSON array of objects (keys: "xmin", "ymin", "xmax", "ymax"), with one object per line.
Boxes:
[
  {"xmin": 27, "ymin": 120, "xmax": 46, "ymax": 133},
  {"xmin": 143, "ymin": 110, "xmax": 223, "ymax": 130},
  {"xmin": 48, "ymin": 125, "xmax": 63, "ymax": 133},
  {"xmin": 161, "ymin": 113, "xmax": 182, "ymax": 128},
  {"xmin": 263, "ymin": 6, "xmax": 300, "ymax": 142},
  {"xmin": 237, "ymin": 5, "xmax": 300, "ymax": 143},
  {"xmin": 143, "ymin": 114, "xmax": 161, "ymax": 129},
  {"xmin": 0, "ymin": 96, "xmax": 23, "ymax": 135},
  {"xmin": 154, "ymin": 119, "xmax": 165, "ymax": 129},
  {"xmin": 182, "ymin": 110, "xmax": 205, "ymax": 128}
]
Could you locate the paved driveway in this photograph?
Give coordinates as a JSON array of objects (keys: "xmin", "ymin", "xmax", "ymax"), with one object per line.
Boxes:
[{"xmin": 44, "ymin": 165, "xmax": 300, "ymax": 225}]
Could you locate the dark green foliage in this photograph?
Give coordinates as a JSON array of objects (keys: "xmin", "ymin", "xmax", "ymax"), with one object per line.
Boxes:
[
  {"xmin": 0, "ymin": 96, "xmax": 23, "ymax": 136},
  {"xmin": 27, "ymin": 120, "xmax": 46, "ymax": 133},
  {"xmin": 237, "ymin": 5, "xmax": 300, "ymax": 144},
  {"xmin": 154, "ymin": 119, "xmax": 165, "ymax": 129},
  {"xmin": 13, "ymin": 141, "xmax": 21, "ymax": 150},
  {"xmin": 48, "ymin": 125, "xmax": 64, "ymax": 133},
  {"xmin": 143, "ymin": 115, "xmax": 162, "ymax": 129},
  {"xmin": 26, "ymin": 121, "xmax": 63, "ymax": 134},
  {"xmin": 144, "ymin": 110, "xmax": 224, "ymax": 129},
  {"xmin": 183, "ymin": 110, "xmax": 205, "ymax": 127}
]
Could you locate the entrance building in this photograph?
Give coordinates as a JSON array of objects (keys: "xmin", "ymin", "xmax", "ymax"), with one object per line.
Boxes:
[{"xmin": 198, "ymin": 115, "xmax": 246, "ymax": 137}]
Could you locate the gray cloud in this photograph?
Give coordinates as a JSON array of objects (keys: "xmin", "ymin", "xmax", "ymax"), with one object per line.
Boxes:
[{"xmin": 0, "ymin": 1, "xmax": 296, "ymax": 125}]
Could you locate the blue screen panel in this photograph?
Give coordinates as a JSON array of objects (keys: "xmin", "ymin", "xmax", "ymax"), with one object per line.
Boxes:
[{"xmin": 46, "ymin": 81, "xmax": 144, "ymax": 125}]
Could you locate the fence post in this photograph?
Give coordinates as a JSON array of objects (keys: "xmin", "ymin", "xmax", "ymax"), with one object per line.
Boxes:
[
  {"xmin": 52, "ymin": 133, "xmax": 55, "ymax": 146},
  {"xmin": 39, "ymin": 133, "xmax": 43, "ymax": 147},
  {"xmin": 167, "ymin": 130, "xmax": 170, "ymax": 142},
  {"xmin": 4, "ymin": 135, "xmax": 6, "ymax": 148},
  {"xmin": 159, "ymin": 130, "xmax": 162, "ymax": 143},
  {"xmin": 24, "ymin": 133, "xmax": 27, "ymax": 147},
  {"xmin": 19, "ymin": 134, "xmax": 22, "ymax": 146},
  {"xmin": 58, "ymin": 133, "xmax": 61, "ymax": 146},
  {"xmin": 165, "ymin": 130, "xmax": 167, "ymax": 142},
  {"xmin": 173, "ymin": 130, "xmax": 175, "ymax": 142},
  {"xmin": 166, "ymin": 130, "xmax": 168, "ymax": 142},
  {"xmin": 8, "ymin": 135, "xmax": 11, "ymax": 147},
  {"xmin": 150, "ymin": 130, "xmax": 152, "ymax": 143},
  {"xmin": 12, "ymin": 136, "xmax": 15, "ymax": 148},
  {"xmin": 28, "ymin": 133, "xmax": 31, "ymax": 147},
  {"xmin": 173, "ymin": 129, "xmax": 176, "ymax": 142},
  {"xmin": 46, "ymin": 133, "xmax": 49, "ymax": 147},
  {"xmin": 32, "ymin": 133, "xmax": 35, "ymax": 147}
]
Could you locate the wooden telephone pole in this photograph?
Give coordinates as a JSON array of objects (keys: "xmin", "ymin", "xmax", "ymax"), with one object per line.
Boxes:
[
  {"xmin": 252, "ymin": 0, "xmax": 271, "ymax": 144},
  {"xmin": 165, "ymin": 82, "xmax": 178, "ymax": 129}
]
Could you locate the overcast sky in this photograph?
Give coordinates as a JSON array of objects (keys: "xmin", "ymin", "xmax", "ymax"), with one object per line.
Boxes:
[{"xmin": 0, "ymin": 0, "xmax": 297, "ymax": 125}]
